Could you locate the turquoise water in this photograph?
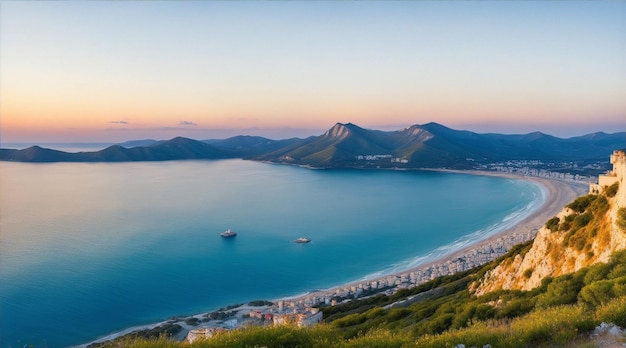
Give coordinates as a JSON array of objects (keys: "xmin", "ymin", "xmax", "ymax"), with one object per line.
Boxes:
[{"xmin": 0, "ymin": 160, "xmax": 542, "ymax": 347}]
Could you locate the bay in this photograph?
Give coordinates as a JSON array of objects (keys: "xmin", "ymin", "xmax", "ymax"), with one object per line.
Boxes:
[{"xmin": 0, "ymin": 159, "xmax": 542, "ymax": 347}]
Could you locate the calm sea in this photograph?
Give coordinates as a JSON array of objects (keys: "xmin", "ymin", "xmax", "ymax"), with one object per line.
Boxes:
[{"xmin": 0, "ymin": 160, "xmax": 542, "ymax": 347}]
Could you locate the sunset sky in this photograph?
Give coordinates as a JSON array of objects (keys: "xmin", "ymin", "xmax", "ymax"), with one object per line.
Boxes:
[{"xmin": 1, "ymin": 1, "xmax": 625, "ymax": 143}]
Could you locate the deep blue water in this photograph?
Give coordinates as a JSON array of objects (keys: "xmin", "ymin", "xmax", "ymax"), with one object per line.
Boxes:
[{"xmin": 0, "ymin": 160, "xmax": 542, "ymax": 347}]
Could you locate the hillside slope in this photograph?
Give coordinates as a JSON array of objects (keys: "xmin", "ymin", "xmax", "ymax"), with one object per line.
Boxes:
[
  {"xmin": 255, "ymin": 122, "xmax": 626, "ymax": 168},
  {"xmin": 253, "ymin": 123, "xmax": 396, "ymax": 167},
  {"xmin": 474, "ymin": 150, "xmax": 626, "ymax": 295}
]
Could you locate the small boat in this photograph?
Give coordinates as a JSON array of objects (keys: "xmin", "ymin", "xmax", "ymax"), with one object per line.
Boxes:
[
  {"xmin": 294, "ymin": 237, "xmax": 310, "ymax": 243},
  {"xmin": 220, "ymin": 229, "xmax": 237, "ymax": 238}
]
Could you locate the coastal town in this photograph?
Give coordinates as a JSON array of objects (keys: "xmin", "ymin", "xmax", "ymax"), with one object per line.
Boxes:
[
  {"xmin": 185, "ymin": 303, "xmax": 323, "ymax": 343},
  {"xmin": 168, "ymin": 226, "xmax": 543, "ymax": 345},
  {"xmin": 87, "ymin": 152, "xmax": 623, "ymax": 346},
  {"xmin": 478, "ymin": 160, "xmax": 598, "ymax": 184},
  {"xmin": 355, "ymin": 153, "xmax": 604, "ymax": 185}
]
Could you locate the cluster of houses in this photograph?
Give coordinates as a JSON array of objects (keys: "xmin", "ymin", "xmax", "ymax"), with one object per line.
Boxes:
[
  {"xmin": 477, "ymin": 159, "xmax": 594, "ymax": 183},
  {"xmin": 355, "ymin": 154, "xmax": 409, "ymax": 164},
  {"xmin": 589, "ymin": 150, "xmax": 624, "ymax": 194},
  {"xmin": 276, "ymin": 229, "xmax": 539, "ymax": 312},
  {"xmin": 355, "ymin": 154, "xmax": 393, "ymax": 161},
  {"xmin": 186, "ymin": 327, "xmax": 228, "ymax": 343},
  {"xmin": 186, "ymin": 301, "xmax": 323, "ymax": 344},
  {"xmin": 487, "ymin": 165, "xmax": 591, "ymax": 182},
  {"xmin": 246, "ymin": 301, "xmax": 323, "ymax": 327}
]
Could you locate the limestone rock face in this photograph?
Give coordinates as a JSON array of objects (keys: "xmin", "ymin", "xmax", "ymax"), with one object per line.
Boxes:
[{"xmin": 474, "ymin": 150, "xmax": 626, "ymax": 296}]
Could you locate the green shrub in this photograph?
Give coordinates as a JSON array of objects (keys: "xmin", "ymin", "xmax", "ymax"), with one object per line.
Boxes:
[
  {"xmin": 494, "ymin": 298, "xmax": 535, "ymax": 319},
  {"xmin": 425, "ymin": 313, "xmax": 454, "ymax": 334},
  {"xmin": 595, "ymin": 296, "xmax": 626, "ymax": 327},
  {"xmin": 608, "ymin": 262, "xmax": 626, "ymax": 279},
  {"xmin": 415, "ymin": 305, "xmax": 597, "ymax": 348},
  {"xmin": 523, "ymin": 268, "xmax": 534, "ymax": 279},
  {"xmin": 387, "ymin": 308, "xmax": 412, "ymax": 321},
  {"xmin": 545, "ymin": 216, "xmax": 560, "ymax": 232},
  {"xmin": 605, "ymin": 182, "xmax": 618, "ymax": 198},
  {"xmin": 365, "ymin": 307, "xmax": 385, "ymax": 320},
  {"xmin": 414, "ymin": 321, "xmax": 508, "ymax": 348},
  {"xmin": 536, "ymin": 274, "xmax": 583, "ymax": 308},
  {"xmin": 202, "ymin": 325, "xmax": 341, "ymax": 348},
  {"xmin": 474, "ymin": 303, "xmax": 496, "ymax": 321},
  {"xmin": 451, "ymin": 303, "xmax": 477, "ymax": 329},
  {"xmin": 583, "ymin": 262, "xmax": 612, "ymax": 285},
  {"xmin": 591, "ymin": 195, "xmax": 609, "ymax": 215},
  {"xmin": 579, "ymin": 280, "xmax": 617, "ymax": 308},
  {"xmin": 332, "ymin": 313, "xmax": 368, "ymax": 328},
  {"xmin": 608, "ymin": 250, "xmax": 626, "ymax": 275},
  {"xmin": 572, "ymin": 212, "xmax": 593, "ymax": 230},
  {"xmin": 511, "ymin": 305, "xmax": 597, "ymax": 345},
  {"xmin": 612, "ymin": 276, "xmax": 626, "ymax": 297},
  {"xmin": 567, "ymin": 195, "xmax": 597, "ymax": 213},
  {"xmin": 343, "ymin": 329, "xmax": 412, "ymax": 347}
]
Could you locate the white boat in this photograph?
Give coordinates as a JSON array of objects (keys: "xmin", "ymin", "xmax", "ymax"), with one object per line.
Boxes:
[
  {"xmin": 220, "ymin": 229, "xmax": 237, "ymax": 238},
  {"xmin": 294, "ymin": 237, "xmax": 310, "ymax": 243}
]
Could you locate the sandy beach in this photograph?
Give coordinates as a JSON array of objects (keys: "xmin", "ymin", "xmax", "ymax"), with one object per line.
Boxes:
[
  {"xmin": 408, "ymin": 170, "xmax": 588, "ymax": 275},
  {"xmin": 275, "ymin": 170, "xmax": 588, "ymax": 305},
  {"xmin": 79, "ymin": 171, "xmax": 589, "ymax": 346}
]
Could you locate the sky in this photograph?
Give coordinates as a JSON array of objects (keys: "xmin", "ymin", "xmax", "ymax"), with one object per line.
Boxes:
[{"xmin": 1, "ymin": 1, "xmax": 625, "ymax": 143}]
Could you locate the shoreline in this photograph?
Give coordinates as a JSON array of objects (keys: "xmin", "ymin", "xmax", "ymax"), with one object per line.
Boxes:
[
  {"xmin": 397, "ymin": 170, "xmax": 587, "ymax": 277},
  {"xmin": 79, "ymin": 170, "xmax": 588, "ymax": 347},
  {"xmin": 269, "ymin": 170, "xmax": 586, "ymax": 304}
]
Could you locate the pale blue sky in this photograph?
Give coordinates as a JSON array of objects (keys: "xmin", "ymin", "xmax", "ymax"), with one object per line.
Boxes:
[{"xmin": 1, "ymin": 1, "xmax": 625, "ymax": 142}]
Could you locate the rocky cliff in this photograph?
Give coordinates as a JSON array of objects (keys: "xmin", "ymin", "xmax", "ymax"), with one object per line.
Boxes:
[{"xmin": 473, "ymin": 150, "xmax": 626, "ymax": 295}]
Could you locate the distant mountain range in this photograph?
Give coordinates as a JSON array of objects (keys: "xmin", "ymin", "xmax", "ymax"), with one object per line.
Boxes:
[{"xmin": 1, "ymin": 122, "xmax": 624, "ymax": 169}]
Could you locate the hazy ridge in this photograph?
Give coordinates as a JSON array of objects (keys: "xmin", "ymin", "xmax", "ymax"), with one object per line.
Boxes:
[{"xmin": 1, "ymin": 122, "xmax": 624, "ymax": 169}]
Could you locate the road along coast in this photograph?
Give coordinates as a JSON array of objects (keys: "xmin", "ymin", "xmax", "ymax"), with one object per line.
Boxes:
[{"xmin": 79, "ymin": 171, "xmax": 588, "ymax": 346}]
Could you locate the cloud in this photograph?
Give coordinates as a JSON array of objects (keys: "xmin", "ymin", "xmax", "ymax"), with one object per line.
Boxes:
[
  {"xmin": 179, "ymin": 120, "xmax": 198, "ymax": 126},
  {"xmin": 109, "ymin": 120, "xmax": 129, "ymax": 124}
]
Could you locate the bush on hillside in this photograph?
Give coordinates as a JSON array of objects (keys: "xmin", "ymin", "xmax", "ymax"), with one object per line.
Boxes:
[
  {"xmin": 545, "ymin": 216, "xmax": 560, "ymax": 232},
  {"xmin": 572, "ymin": 212, "xmax": 593, "ymax": 230},
  {"xmin": 595, "ymin": 296, "xmax": 626, "ymax": 327},
  {"xmin": 579, "ymin": 280, "xmax": 619, "ymax": 308},
  {"xmin": 535, "ymin": 274, "xmax": 584, "ymax": 308},
  {"xmin": 605, "ymin": 182, "xmax": 619, "ymax": 198},
  {"xmin": 567, "ymin": 195, "xmax": 597, "ymax": 213},
  {"xmin": 583, "ymin": 262, "xmax": 612, "ymax": 285}
]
